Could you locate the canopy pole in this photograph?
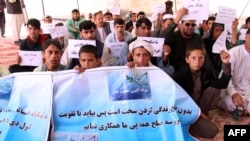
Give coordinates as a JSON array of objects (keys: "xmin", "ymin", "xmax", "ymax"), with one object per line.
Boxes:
[
  {"xmin": 238, "ymin": 0, "xmax": 250, "ymax": 19},
  {"xmin": 174, "ymin": 0, "xmax": 177, "ymax": 13},
  {"xmin": 77, "ymin": 0, "xmax": 79, "ymax": 10},
  {"xmin": 41, "ymin": 0, "xmax": 45, "ymax": 16}
]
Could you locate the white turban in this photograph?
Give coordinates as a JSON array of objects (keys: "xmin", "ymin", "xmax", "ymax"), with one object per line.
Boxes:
[
  {"xmin": 129, "ymin": 39, "xmax": 154, "ymax": 56},
  {"xmin": 163, "ymin": 14, "xmax": 174, "ymax": 20}
]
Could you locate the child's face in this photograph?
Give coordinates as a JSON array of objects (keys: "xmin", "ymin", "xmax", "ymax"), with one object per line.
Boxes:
[
  {"xmin": 42, "ymin": 44, "xmax": 61, "ymax": 71},
  {"xmin": 213, "ymin": 26, "xmax": 223, "ymax": 39},
  {"xmin": 185, "ymin": 49, "xmax": 205, "ymax": 72},
  {"xmin": 79, "ymin": 52, "xmax": 99, "ymax": 69},
  {"xmin": 132, "ymin": 47, "xmax": 151, "ymax": 67}
]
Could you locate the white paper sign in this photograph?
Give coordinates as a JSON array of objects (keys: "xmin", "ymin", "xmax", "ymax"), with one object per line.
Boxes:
[
  {"xmin": 182, "ymin": 0, "xmax": 209, "ymax": 20},
  {"xmin": 152, "ymin": 4, "xmax": 166, "ymax": 14},
  {"xmin": 41, "ymin": 23, "xmax": 54, "ymax": 34},
  {"xmin": 137, "ymin": 37, "xmax": 165, "ymax": 57},
  {"xmin": 109, "ymin": 7, "xmax": 120, "ymax": 15},
  {"xmin": 212, "ymin": 31, "xmax": 228, "ymax": 53},
  {"xmin": 19, "ymin": 51, "xmax": 42, "ymax": 66},
  {"xmin": 239, "ymin": 29, "xmax": 248, "ymax": 40},
  {"xmin": 131, "ymin": 8, "xmax": 139, "ymax": 14},
  {"xmin": 68, "ymin": 39, "xmax": 96, "ymax": 58},
  {"xmin": 106, "ymin": 42, "xmax": 125, "ymax": 57},
  {"xmin": 215, "ymin": 6, "xmax": 236, "ymax": 24},
  {"xmin": 49, "ymin": 26, "xmax": 68, "ymax": 39},
  {"xmin": 108, "ymin": 20, "xmax": 115, "ymax": 32}
]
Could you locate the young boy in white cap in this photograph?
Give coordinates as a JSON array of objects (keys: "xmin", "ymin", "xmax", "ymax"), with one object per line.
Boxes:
[{"xmin": 126, "ymin": 39, "xmax": 154, "ymax": 67}]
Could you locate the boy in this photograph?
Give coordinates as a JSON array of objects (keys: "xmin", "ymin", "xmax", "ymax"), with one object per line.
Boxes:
[
  {"xmin": 8, "ymin": 18, "xmax": 49, "ymax": 73},
  {"xmin": 126, "ymin": 39, "xmax": 154, "ymax": 67},
  {"xmin": 34, "ymin": 39, "xmax": 66, "ymax": 72},
  {"xmin": 74, "ymin": 44, "xmax": 101, "ymax": 73},
  {"xmin": 173, "ymin": 43, "xmax": 231, "ymax": 138}
]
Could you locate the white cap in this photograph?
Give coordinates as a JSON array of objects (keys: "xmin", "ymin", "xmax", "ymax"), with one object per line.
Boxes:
[
  {"xmin": 131, "ymin": 8, "xmax": 138, "ymax": 14},
  {"xmin": 129, "ymin": 39, "xmax": 154, "ymax": 56},
  {"xmin": 163, "ymin": 14, "xmax": 174, "ymax": 20}
]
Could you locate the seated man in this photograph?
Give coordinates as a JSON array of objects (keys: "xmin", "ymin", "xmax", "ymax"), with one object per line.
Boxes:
[
  {"xmin": 9, "ymin": 18, "xmax": 49, "ymax": 73},
  {"xmin": 218, "ymin": 29, "xmax": 250, "ymax": 117},
  {"xmin": 105, "ymin": 18, "xmax": 133, "ymax": 66},
  {"xmin": 61, "ymin": 20, "xmax": 108, "ymax": 68},
  {"xmin": 93, "ymin": 11, "xmax": 111, "ymax": 44},
  {"xmin": 43, "ymin": 15, "xmax": 53, "ymax": 23},
  {"xmin": 34, "ymin": 39, "xmax": 66, "ymax": 72},
  {"xmin": 103, "ymin": 11, "xmax": 113, "ymax": 22},
  {"xmin": 66, "ymin": 9, "xmax": 85, "ymax": 39},
  {"xmin": 54, "ymin": 22, "xmax": 73, "ymax": 52},
  {"xmin": 42, "ymin": 15, "xmax": 53, "ymax": 39},
  {"xmin": 125, "ymin": 11, "xmax": 137, "ymax": 32}
]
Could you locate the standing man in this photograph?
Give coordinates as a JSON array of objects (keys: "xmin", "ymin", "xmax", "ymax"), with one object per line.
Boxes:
[
  {"xmin": 0, "ymin": 0, "xmax": 6, "ymax": 38},
  {"xmin": 6, "ymin": 0, "xmax": 25, "ymax": 44}
]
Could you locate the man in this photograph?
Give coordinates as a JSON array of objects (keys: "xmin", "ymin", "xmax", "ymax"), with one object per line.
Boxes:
[
  {"xmin": 9, "ymin": 18, "xmax": 48, "ymax": 73},
  {"xmin": 0, "ymin": 0, "xmax": 6, "ymax": 38},
  {"xmin": 125, "ymin": 11, "xmax": 137, "ymax": 32},
  {"xmin": 130, "ymin": 11, "xmax": 146, "ymax": 37},
  {"xmin": 103, "ymin": 12, "xmax": 113, "ymax": 22},
  {"xmin": 43, "ymin": 15, "xmax": 53, "ymax": 23},
  {"xmin": 218, "ymin": 29, "xmax": 250, "ymax": 116},
  {"xmin": 104, "ymin": 18, "xmax": 133, "ymax": 66},
  {"xmin": 6, "ymin": 0, "xmax": 25, "ymax": 44},
  {"xmin": 105, "ymin": 18, "xmax": 133, "ymax": 45},
  {"xmin": 93, "ymin": 11, "xmax": 111, "ymax": 44},
  {"xmin": 199, "ymin": 16, "xmax": 216, "ymax": 38},
  {"xmin": 151, "ymin": 14, "xmax": 174, "ymax": 38},
  {"xmin": 137, "ymin": 11, "xmax": 146, "ymax": 20},
  {"xmin": 164, "ymin": 7, "xmax": 213, "ymax": 72},
  {"xmin": 41, "ymin": 15, "xmax": 53, "ymax": 40},
  {"xmin": 61, "ymin": 20, "xmax": 109, "ymax": 68},
  {"xmin": 66, "ymin": 9, "xmax": 85, "ymax": 39}
]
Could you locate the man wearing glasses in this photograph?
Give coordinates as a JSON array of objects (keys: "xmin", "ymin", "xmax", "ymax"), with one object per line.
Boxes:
[{"xmin": 163, "ymin": 8, "xmax": 212, "ymax": 72}]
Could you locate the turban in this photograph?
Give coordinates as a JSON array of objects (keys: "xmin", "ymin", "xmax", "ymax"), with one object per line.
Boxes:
[{"xmin": 129, "ymin": 39, "xmax": 154, "ymax": 56}]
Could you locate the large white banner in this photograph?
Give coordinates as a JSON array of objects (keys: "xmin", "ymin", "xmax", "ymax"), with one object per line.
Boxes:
[
  {"xmin": 0, "ymin": 67, "xmax": 200, "ymax": 141},
  {"xmin": 0, "ymin": 72, "xmax": 52, "ymax": 141}
]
